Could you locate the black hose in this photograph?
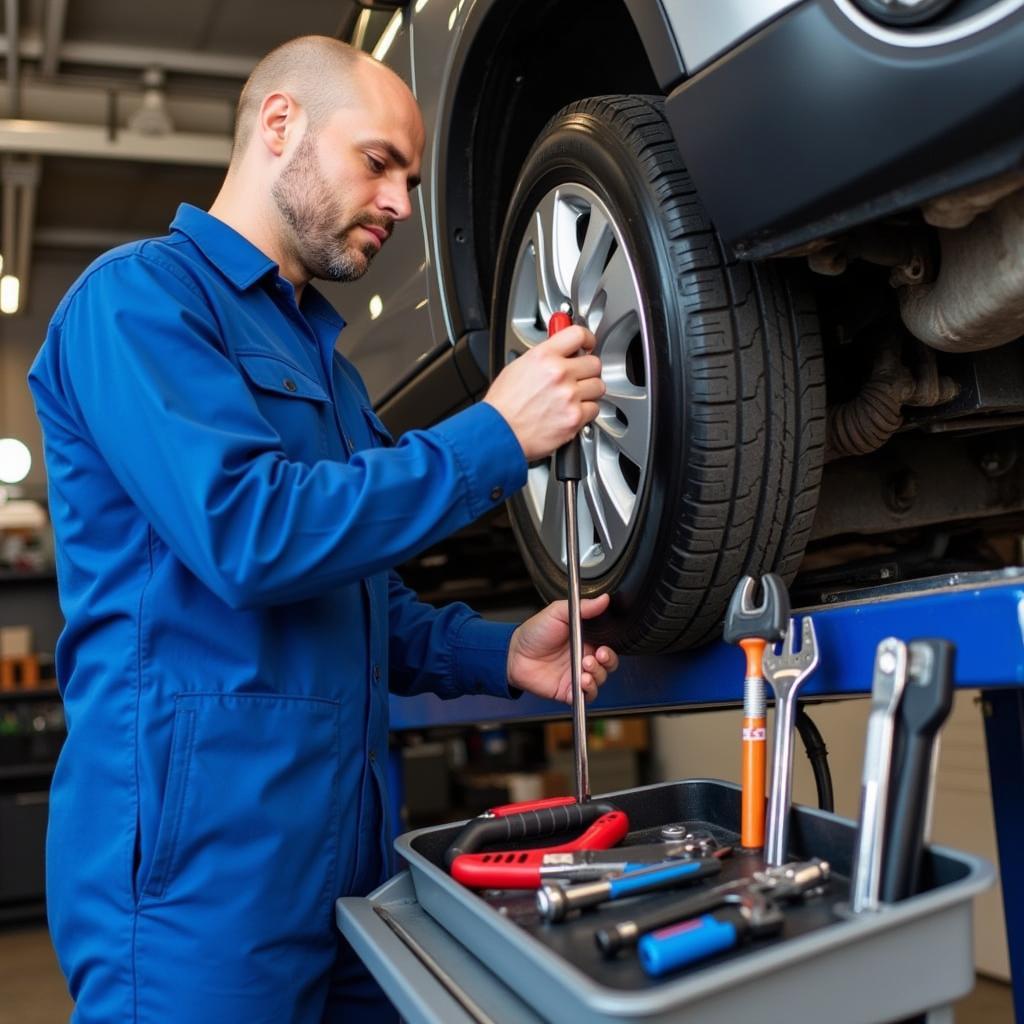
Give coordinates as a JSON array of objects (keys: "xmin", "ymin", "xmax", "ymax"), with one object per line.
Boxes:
[{"xmin": 795, "ymin": 706, "xmax": 834, "ymax": 813}]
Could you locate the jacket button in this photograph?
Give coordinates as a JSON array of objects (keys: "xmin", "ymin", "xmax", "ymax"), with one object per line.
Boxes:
[
  {"xmin": 490, "ymin": 486, "xmax": 503, "ymax": 501},
  {"xmin": 373, "ymin": 665, "xmax": 381, "ymax": 682},
  {"xmin": 283, "ymin": 378, "xmax": 297, "ymax": 392},
  {"xmin": 369, "ymin": 750, "xmax": 376, "ymax": 762}
]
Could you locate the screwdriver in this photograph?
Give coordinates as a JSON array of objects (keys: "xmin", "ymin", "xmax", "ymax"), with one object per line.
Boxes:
[{"xmin": 548, "ymin": 309, "xmax": 589, "ymax": 803}]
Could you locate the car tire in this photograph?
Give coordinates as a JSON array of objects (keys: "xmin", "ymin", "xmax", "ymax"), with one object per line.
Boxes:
[{"xmin": 490, "ymin": 95, "xmax": 825, "ymax": 653}]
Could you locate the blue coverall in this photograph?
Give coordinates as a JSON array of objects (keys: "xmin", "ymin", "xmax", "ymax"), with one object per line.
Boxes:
[{"xmin": 27, "ymin": 203, "xmax": 528, "ymax": 1023}]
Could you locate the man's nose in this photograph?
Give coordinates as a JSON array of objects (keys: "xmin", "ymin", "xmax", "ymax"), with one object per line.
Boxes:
[{"xmin": 377, "ymin": 178, "xmax": 413, "ymax": 222}]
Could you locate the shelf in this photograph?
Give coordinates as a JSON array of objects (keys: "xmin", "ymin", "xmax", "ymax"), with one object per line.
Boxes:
[
  {"xmin": 0, "ymin": 762, "xmax": 57, "ymax": 780},
  {"xmin": 0, "ymin": 687, "xmax": 60, "ymax": 704},
  {"xmin": 0, "ymin": 570, "xmax": 57, "ymax": 583}
]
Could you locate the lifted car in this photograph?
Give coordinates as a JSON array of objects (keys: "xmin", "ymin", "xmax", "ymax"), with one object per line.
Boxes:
[{"xmin": 335, "ymin": 0, "xmax": 1024, "ymax": 652}]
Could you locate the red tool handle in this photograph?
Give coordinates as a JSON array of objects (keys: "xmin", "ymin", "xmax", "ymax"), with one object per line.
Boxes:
[
  {"xmin": 487, "ymin": 795, "xmax": 577, "ymax": 818},
  {"xmin": 451, "ymin": 810, "xmax": 629, "ymax": 888},
  {"xmin": 548, "ymin": 311, "xmax": 572, "ymax": 336}
]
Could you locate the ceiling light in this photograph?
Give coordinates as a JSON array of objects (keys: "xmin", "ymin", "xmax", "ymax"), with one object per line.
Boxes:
[{"xmin": 369, "ymin": 294, "xmax": 383, "ymax": 320}]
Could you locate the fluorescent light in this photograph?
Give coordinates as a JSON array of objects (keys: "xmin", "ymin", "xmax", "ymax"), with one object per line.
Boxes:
[
  {"xmin": 372, "ymin": 10, "xmax": 403, "ymax": 60},
  {"xmin": 369, "ymin": 294, "xmax": 384, "ymax": 320},
  {"xmin": 0, "ymin": 438, "xmax": 31, "ymax": 484},
  {"xmin": 0, "ymin": 275, "xmax": 19, "ymax": 314},
  {"xmin": 415, "ymin": 0, "xmax": 430, "ymax": 10}
]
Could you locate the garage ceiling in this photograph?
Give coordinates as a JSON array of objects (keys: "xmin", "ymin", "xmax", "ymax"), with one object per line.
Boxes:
[{"xmin": 0, "ymin": 0, "xmax": 361, "ymax": 259}]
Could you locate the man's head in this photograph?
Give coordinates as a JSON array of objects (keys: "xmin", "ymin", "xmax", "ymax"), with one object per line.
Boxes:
[{"xmin": 229, "ymin": 36, "xmax": 424, "ymax": 284}]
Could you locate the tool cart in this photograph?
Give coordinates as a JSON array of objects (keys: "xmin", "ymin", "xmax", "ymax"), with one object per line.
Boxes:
[{"xmin": 339, "ymin": 569, "xmax": 1024, "ymax": 1023}]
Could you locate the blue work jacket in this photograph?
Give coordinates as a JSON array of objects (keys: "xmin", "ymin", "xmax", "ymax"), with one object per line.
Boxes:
[{"xmin": 28, "ymin": 204, "xmax": 527, "ymax": 1007}]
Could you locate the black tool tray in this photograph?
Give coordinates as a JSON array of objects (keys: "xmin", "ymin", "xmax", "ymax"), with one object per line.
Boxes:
[{"xmin": 360, "ymin": 780, "xmax": 992, "ymax": 1024}]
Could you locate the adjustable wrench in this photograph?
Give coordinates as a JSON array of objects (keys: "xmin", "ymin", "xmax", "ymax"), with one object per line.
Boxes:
[
  {"xmin": 548, "ymin": 309, "xmax": 589, "ymax": 802},
  {"xmin": 762, "ymin": 616, "xmax": 820, "ymax": 866}
]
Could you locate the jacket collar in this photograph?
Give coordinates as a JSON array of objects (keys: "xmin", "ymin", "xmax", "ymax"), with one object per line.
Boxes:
[{"xmin": 170, "ymin": 203, "xmax": 278, "ymax": 291}]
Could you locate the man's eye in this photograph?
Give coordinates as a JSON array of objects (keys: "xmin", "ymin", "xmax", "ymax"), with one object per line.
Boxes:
[{"xmin": 367, "ymin": 155, "xmax": 385, "ymax": 173}]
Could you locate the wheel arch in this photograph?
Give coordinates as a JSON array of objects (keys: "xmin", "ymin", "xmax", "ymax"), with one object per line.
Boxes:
[{"xmin": 436, "ymin": 0, "xmax": 662, "ymax": 349}]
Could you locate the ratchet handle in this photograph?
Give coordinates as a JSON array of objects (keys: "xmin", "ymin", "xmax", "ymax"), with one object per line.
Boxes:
[
  {"xmin": 548, "ymin": 311, "xmax": 583, "ymax": 482},
  {"xmin": 444, "ymin": 800, "xmax": 618, "ymax": 867},
  {"xmin": 881, "ymin": 639, "xmax": 955, "ymax": 902}
]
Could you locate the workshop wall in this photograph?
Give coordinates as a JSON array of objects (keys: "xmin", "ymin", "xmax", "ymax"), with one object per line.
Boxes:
[{"xmin": 0, "ymin": 251, "xmax": 99, "ymax": 497}]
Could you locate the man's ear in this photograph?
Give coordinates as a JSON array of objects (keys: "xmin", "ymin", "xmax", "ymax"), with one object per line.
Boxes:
[{"xmin": 256, "ymin": 92, "xmax": 298, "ymax": 157}]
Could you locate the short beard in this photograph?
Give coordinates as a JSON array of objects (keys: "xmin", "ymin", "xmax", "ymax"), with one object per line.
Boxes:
[{"xmin": 271, "ymin": 130, "xmax": 385, "ymax": 283}]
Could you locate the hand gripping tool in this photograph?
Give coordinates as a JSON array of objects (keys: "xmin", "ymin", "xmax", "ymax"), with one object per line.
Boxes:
[
  {"xmin": 762, "ymin": 615, "xmax": 820, "ymax": 866},
  {"xmin": 723, "ymin": 574, "xmax": 789, "ymax": 849},
  {"xmin": 548, "ymin": 309, "xmax": 590, "ymax": 802}
]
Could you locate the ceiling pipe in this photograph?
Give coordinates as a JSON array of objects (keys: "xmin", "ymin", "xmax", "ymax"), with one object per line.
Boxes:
[
  {"xmin": 41, "ymin": 0, "xmax": 68, "ymax": 77},
  {"xmin": 14, "ymin": 155, "xmax": 39, "ymax": 311},
  {"xmin": 5, "ymin": 0, "xmax": 21, "ymax": 118}
]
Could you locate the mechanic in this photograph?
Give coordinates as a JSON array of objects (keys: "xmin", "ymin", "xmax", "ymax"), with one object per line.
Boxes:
[{"xmin": 27, "ymin": 35, "xmax": 617, "ymax": 1024}]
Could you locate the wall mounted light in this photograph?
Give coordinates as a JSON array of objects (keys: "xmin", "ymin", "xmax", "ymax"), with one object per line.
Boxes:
[
  {"xmin": 0, "ymin": 274, "xmax": 20, "ymax": 314},
  {"xmin": 0, "ymin": 438, "xmax": 31, "ymax": 484}
]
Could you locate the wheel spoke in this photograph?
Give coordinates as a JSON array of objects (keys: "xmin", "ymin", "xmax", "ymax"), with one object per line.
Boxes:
[
  {"xmin": 583, "ymin": 453, "xmax": 631, "ymax": 557},
  {"xmin": 533, "ymin": 190, "xmax": 574, "ymax": 319},
  {"xmin": 593, "ymin": 246, "xmax": 639, "ymax": 352},
  {"xmin": 597, "ymin": 386, "xmax": 650, "ymax": 468},
  {"xmin": 507, "ymin": 316, "xmax": 541, "ymax": 357},
  {"xmin": 571, "ymin": 204, "xmax": 614, "ymax": 317}
]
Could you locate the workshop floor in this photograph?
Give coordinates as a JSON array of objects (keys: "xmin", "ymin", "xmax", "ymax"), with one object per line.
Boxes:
[{"xmin": 0, "ymin": 924, "xmax": 1013, "ymax": 1022}]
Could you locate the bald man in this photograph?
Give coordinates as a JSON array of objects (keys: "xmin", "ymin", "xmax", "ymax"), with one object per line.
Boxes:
[{"xmin": 28, "ymin": 35, "xmax": 616, "ymax": 1024}]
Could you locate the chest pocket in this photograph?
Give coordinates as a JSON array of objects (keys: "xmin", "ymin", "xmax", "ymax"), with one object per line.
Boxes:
[
  {"xmin": 361, "ymin": 406, "xmax": 394, "ymax": 449},
  {"xmin": 237, "ymin": 351, "xmax": 330, "ymax": 459}
]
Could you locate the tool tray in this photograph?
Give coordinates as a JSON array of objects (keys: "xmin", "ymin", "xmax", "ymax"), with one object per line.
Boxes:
[{"xmin": 375, "ymin": 779, "xmax": 992, "ymax": 1024}]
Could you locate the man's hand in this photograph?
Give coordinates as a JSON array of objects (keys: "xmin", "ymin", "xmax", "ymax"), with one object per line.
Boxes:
[
  {"xmin": 507, "ymin": 593, "xmax": 619, "ymax": 703},
  {"xmin": 484, "ymin": 324, "xmax": 604, "ymax": 462}
]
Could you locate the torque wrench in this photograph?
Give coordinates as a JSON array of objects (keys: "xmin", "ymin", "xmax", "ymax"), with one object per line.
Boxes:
[
  {"xmin": 549, "ymin": 309, "xmax": 590, "ymax": 802},
  {"xmin": 851, "ymin": 637, "xmax": 910, "ymax": 913},
  {"xmin": 536, "ymin": 857, "xmax": 721, "ymax": 922},
  {"xmin": 595, "ymin": 857, "xmax": 829, "ymax": 956},
  {"xmin": 880, "ymin": 638, "xmax": 955, "ymax": 903},
  {"xmin": 723, "ymin": 574, "xmax": 789, "ymax": 849},
  {"xmin": 762, "ymin": 615, "xmax": 820, "ymax": 866}
]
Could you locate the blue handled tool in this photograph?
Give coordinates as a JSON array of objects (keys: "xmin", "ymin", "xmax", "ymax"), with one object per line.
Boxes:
[
  {"xmin": 536, "ymin": 857, "xmax": 721, "ymax": 922},
  {"xmin": 638, "ymin": 894, "xmax": 783, "ymax": 977}
]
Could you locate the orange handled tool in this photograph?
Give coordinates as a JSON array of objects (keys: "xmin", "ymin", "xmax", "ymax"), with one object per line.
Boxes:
[{"xmin": 723, "ymin": 574, "xmax": 789, "ymax": 850}]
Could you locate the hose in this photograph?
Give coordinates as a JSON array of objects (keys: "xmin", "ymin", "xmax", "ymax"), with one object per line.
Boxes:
[{"xmin": 795, "ymin": 706, "xmax": 834, "ymax": 813}]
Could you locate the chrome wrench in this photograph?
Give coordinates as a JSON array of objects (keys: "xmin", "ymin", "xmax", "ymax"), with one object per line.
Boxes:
[
  {"xmin": 851, "ymin": 637, "xmax": 910, "ymax": 913},
  {"xmin": 762, "ymin": 616, "xmax": 819, "ymax": 867},
  {"xmin": 548, "ymin": 309, "xmax": 589, "ymax": 802}
]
